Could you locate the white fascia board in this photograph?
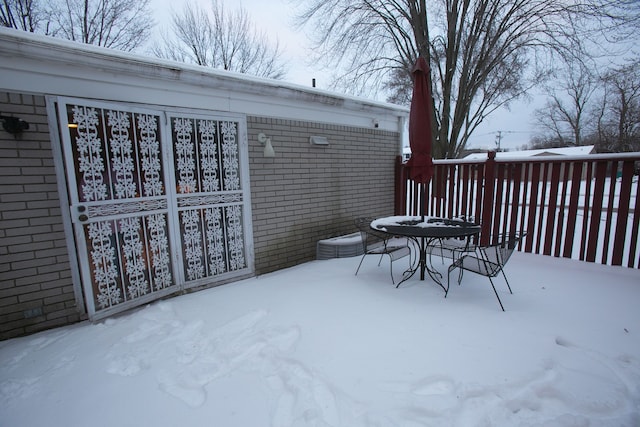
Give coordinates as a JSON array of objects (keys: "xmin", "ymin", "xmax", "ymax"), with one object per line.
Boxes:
[{"xmin": 0, "ymin": 29, "xmax": 408, "ymax": 132}]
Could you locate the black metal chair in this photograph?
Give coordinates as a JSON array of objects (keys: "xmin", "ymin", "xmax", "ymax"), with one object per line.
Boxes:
[
  {"xmin": 428, "ymin": 216, "xmax": 479, "ymax": 264},
  {"xmin": 354, "ymin": 217, "xmax": 411, "ymax": 284},
  {"xmin": 446, "ymin": 233, "xmax": 525, "ymax": 311},
  {"xmin": 429, "ymin": 236, "xmax": 476, "ymax": 264}
]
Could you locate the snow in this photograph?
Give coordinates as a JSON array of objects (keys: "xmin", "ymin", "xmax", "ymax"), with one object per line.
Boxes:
[
  {"xmin": 371, "ymin": 215, "xmax": 467, "ymax": 231},
  {"xmin": 1, "ymin": 252, "xmax": 639, "ymax": 426},
  {"xmin": 317, "ymin": 233, "xmax": 364, "ymax": 245}
]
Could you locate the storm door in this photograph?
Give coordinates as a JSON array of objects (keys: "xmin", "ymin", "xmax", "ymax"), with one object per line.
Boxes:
[
  {"xmin": 168, "ymin": 113, "xmax": 252, "ymax": 287},
  {"xmin": 56, "ymin": 98, "xmax": 253, "ymax": 320}
]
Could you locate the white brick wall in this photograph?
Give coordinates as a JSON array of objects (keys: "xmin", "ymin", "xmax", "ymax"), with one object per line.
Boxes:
[
  {"xmin": 0, "ymin": 91, "xmax": 81, "ymax": 340},
  {"xmin": 0, "ymin": 93, "xmax": 401, "ymax": 338},
  {"xmin": 248, "ymin": 116, "xmax": 399, "ymax": 274}
]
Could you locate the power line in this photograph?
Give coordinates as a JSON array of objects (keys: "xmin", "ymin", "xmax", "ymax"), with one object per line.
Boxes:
[{"xmin": 472, "ymin": 129, "xmax": 530, "ymax": 137}]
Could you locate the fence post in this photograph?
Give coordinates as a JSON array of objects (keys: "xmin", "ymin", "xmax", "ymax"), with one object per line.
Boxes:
[{"xmin": 480, "ymin": 151, "xmax": 496, "ymax": 245}]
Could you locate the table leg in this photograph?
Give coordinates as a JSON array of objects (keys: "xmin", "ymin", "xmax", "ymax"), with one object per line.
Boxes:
[
  {"xmin": 396, "ymin": 237, "xmax": 446, "ymax": 292},
  {"xmin": 420, "ymin": 237, "xmax": 425, "ymax": 281},
  {"xmin": 423, "ymin": 237, "xmax": 446, "ymax": 291}
]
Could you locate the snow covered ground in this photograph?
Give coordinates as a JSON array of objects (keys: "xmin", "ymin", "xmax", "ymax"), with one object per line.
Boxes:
[{"xmin": 1, "ymin": 252, "xmax": 639, "ymax": 426}]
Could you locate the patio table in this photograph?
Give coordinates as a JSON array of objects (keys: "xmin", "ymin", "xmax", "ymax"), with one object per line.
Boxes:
[{"xmin": 371, "ymin": 216, "xmax": 481, "ymax": 290}]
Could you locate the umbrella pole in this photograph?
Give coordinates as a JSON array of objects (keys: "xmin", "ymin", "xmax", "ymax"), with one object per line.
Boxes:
[{"xmin": 420, "ymin": 183, "xmax": 425, "ymax": 280}]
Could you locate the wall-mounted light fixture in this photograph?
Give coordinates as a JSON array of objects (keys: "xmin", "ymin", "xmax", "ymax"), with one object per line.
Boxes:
[
  {"xmin": 257, "ymin": 132, "xmax": 275, "ymax": 158},
  {"xmin": 0, "ymin": 114, "xmax": 30, "ymax": 135},
  {"xmin": 309, "ymin": 135, "xmax": 329, "ymax": 146}
]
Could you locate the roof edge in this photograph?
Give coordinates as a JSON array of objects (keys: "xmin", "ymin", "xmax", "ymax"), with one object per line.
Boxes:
[{"xmin": 0, "ymin": 28, "xmax": 408, "ymax": 117}]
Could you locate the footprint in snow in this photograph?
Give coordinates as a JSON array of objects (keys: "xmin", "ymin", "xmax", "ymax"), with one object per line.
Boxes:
[{"xmin": 412, "ymin": 376, "xmax": 456, "ymax": 396}]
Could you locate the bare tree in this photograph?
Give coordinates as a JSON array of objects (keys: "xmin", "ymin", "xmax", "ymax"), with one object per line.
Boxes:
[
  {"xmin": 46, "ymin": 0, "xmax": 152, "ymax": 51},
  {"xmin": 296, "ymin": 0, "xmax": 637, "ymax": 158},
  {"xmin": 151, "ymin": 0, "xmax": 286, "ymax": 80},
  {"xmin": 1, "ymin": 0, "xmax": 41, "ymax": 31},
  {"xmin": 597, "ymin": 59, "xmax": 640, "ymax": 152},
  {"xmin": 534, "ymin": 60, "xmax": 597, "ymax": 147}
]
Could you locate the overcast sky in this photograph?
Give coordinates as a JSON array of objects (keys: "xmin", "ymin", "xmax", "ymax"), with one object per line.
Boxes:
[
  {"xmin": 149, "ymin": 0, "xmax": 316, "ymax": 85},
  {"xmin": 149, "ymin": 0, "xmax": 539, "ymax": 150}
]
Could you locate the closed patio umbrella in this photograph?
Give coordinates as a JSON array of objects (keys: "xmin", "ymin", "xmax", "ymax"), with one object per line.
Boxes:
[
  {"xmin": 406, "ymin": 57, "xmax": 435, "ymax": 197},
  {"xmin": 406, "ymin": 57, "xmax": 435, "ymax": 280}
]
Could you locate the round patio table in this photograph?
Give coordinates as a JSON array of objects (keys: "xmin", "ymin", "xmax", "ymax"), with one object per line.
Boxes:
[{"xmin": 371, "ymin": 216, "xmax": 481, "ymax": 290}]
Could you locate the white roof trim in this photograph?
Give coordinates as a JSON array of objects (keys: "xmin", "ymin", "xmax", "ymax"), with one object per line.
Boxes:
[{"xmin": 0, "ymin": 28, "xmax": 408, "ymax": 132}]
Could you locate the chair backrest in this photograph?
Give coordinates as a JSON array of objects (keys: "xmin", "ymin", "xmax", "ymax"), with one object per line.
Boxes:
[
  {"xmin": 483, "ymin": 233, "xmax": 524, "ymax": 267},
  {"xmin": 355, "ymin": 217, "xmax": 388, "ymax": 251}
]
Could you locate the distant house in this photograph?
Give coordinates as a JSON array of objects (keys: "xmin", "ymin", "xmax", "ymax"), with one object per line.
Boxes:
[
  {"xmin": 406, "ymin": 145, "xmax": 597, "ymax": 163},
  {"xmin": 463, "ymin": 145, "xmax": 596, "ymax": 161},
  {"xmin": 462, "ymin": 146, "xmax": 597, "ymax": 181},
  {"xmin": 0, "ymin": 29, "xmax": 408, "ymax": 338}
]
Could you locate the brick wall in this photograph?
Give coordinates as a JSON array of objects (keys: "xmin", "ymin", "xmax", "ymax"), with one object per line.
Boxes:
[
  {"xmin": 0, "ymin": 91, "xmax": 81, "ymax": 340},
  {"xmin": 247, "ymin": 116, "xmax": 400, "ymax": 274},
  {"xmin": 0, "ymin": 93, "xmax": 400, "ymax": 339}
]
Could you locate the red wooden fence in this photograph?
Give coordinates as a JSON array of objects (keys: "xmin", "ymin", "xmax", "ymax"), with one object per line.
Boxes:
[{"xmin": 395, "ymin": 152, "xmax": 640, "ymax": 268}]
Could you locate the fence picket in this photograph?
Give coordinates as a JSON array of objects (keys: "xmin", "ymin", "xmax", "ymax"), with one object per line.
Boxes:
[
  {"xmin": 544, "ymin": 163, "xmax": 561, "ymax": 256},
  {"xmin": 630, "ymin": 176, "xmax": 640, "ymax": 268},
  {"xmin": 397, "ymin": 153, "xmax": 640, "ymax": 269}
]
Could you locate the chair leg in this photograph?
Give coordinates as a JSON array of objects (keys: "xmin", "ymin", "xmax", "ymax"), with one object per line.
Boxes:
[
  {"xmin": 388, "ymin": 255, "xmax": 396, "ymax": 285},
  {"xmin": 355, "ymin": 254, "xmax": 366, "ymax": 276},
  {"xmin": 500, "ymin": 269, "xmax": 513, "ymax": 294},
  {"xmin": 488, "ymin": 276, "xmax": 505, "ymax": 311},
  {"xmin": 356, "ymin": 253, "xmax": 398, "ymax": 285}
]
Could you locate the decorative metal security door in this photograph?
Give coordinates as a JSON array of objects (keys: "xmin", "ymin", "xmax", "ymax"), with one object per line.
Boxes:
[
  {"xmin": 56, "ymin": 98, "xmax": 253, "ymax": 320},
  {"xmin": 168, "ymin": 113, "xmax": 251, "ymax": 286}
]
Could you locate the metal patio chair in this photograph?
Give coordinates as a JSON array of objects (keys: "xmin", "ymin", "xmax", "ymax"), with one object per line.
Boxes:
[
  {"xmin": 428, "ymin": 215, "xmax": 479, "ymax": 264},
  {"xmin": 446, "ymin": 232, "xmax": 525, "ymax": 311},
  {"xmin": 429, "ymin": 236, "xmax": 477, "ymax": 264},
  {"xmin": 354, "ymin": 217, "xmax": 411, "ymax": 285}
]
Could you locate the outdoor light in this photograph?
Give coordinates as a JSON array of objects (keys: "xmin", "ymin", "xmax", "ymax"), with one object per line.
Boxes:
[
  {"xmin": 257, "ymin": 132, "xmax": 275, "ymax": 158},
  {"xmin": 309, "ymin": 135, "xmax": 329, "ymax": 146},
  {"xmin": 0, "ymin": 114, "xmax": 29, "ymax": 135}
]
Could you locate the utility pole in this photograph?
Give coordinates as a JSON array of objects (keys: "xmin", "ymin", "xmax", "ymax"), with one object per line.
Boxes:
[{"xmin": 495, "ymin": 131, "xmax": 503, "ymax": 151}]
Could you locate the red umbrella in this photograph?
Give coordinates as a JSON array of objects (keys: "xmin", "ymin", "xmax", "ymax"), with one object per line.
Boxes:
[
  {"xmin": 406, "ymin": 57, "xmax": 435, "ymax": 281},
  {"xmin": 406, "ymin": 57, "xmax": 434, "ymax": 186}
]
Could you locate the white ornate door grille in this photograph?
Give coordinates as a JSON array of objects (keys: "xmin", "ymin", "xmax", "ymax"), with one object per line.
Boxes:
[
  {"xmin": 56, "ymin": 98, "xmax": 253, "ymax": 319},
  {"xmin": 169, "ymin": 115, "xmax": 249, "ymax": 284}
]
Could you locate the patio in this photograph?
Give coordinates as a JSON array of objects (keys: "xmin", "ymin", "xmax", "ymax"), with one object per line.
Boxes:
[{"xmin": 1, "ymin": 252, "xmax": 639, "ymax": 426}]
